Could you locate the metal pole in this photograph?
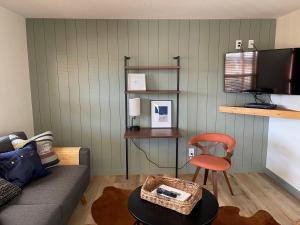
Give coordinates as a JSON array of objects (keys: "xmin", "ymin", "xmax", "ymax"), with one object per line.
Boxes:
[
  {"xmin": 173, "ymin": 56, "xmax": 180, "ymax": 178},
  {"xmin": 125, "ymin": 56, "xmax": 130, "ymax": 179},
  {"xmin": 176, "ymin": 138, "xmax": 179, "ymax": 178}
]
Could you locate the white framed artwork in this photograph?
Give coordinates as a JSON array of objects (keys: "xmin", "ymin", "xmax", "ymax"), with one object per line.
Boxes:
[
  {"xmin": 151, "ymin": 100, "xmax": 172, "ymax": 128},
  {"xmin": 127, "ymin": 73, "xmax": 146, "ymax": 91}
]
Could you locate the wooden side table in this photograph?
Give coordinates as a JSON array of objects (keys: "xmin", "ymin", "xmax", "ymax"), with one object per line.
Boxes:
[{"xmin": 128, "ymin": 186, "xmax": 219, "ymax": 225}]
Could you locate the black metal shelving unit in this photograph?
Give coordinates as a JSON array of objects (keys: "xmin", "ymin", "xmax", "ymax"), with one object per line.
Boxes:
[{"xmin": 123, "ymin": 56, "xmax": 181, "ymax": 179}]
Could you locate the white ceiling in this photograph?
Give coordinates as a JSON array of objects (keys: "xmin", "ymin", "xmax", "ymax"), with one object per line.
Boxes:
[{"xmin": 0, "ymin": 0, "xmax": 300, "ymax": 19}]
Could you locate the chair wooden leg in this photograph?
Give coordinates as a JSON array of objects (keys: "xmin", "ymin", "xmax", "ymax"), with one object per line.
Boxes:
[
  {"xmin": 81, "ymin": 194, "xmax": 88, "ymax": 206},
  {"xmin": 192, "ymin": 167, "xmax": 201, "ymax": 182},
  {"xmin": 212, "ymin": 171, "xmax": 218, "ymax": 199},
  {"xmin": 223, "ymin": 171, "xmax": 234, "ymax": 195},
  {"xmin": 203, "ymin": 169, "xmax": 209, "ymax": 185}
]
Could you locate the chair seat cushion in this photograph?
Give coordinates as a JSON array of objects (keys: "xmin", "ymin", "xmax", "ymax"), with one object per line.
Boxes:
[{"xmin": 190, "ymin": 154, "xmax": 231, "ymax": 171}]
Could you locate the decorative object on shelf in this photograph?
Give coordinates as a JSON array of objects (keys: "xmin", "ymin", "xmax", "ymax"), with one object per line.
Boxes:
[
  {"xmin": 151, "ymin": 100, "xmax": 172, "ymax": 128},
  {"xmin": 140, "ymin": 176, "xmax": 202, "ymax": 215},
  {"xmin": 128, "ymin": 98, "xmax": 141, "ymax": 131},
  {"xmin": 127, "ymin": 73, "xmax": 146, "ymax": 91}
]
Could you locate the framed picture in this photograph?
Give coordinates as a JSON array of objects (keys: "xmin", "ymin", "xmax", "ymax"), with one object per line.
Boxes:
[
  {"xmin": 127, "ymin": 73, "xmax": 146, "ymax": 91},
  {"xmin": 151, "ymin": 100, "xmax": 172, "ymax": 128}
]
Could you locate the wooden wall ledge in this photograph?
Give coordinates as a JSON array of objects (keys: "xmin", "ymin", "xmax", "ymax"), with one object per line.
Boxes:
[{"xmin": 219, "ymin": 106, "xmax": 300, "ymax": 120}]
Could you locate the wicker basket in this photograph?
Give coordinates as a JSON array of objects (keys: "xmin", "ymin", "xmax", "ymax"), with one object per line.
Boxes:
[{"xmin": 140, "ymin": 176, "xmax": 202, "ymax": 215}]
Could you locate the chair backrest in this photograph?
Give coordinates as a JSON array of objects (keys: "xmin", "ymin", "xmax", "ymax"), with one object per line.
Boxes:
[{"xmin": 188, "ymin": 133, "xmax": 236, "ymax": 154}]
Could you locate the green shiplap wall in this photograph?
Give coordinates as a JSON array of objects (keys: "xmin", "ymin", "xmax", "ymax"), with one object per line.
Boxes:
[{"xmin": 26, "ymin": 19, "xmax": 276, "ymax": 175}]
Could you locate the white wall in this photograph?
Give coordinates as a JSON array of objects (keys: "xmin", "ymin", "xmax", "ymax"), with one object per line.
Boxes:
[
  {"xmin": 0, "ymin": 6, "xmax": 34, "ymax": 137},
  {"xmin": 266, "ymin": 8, "xmax": 300, "ymax": 191},
  {"xmin": 276, "ymin": 8, "xmax": 300, "ymax": 48}
]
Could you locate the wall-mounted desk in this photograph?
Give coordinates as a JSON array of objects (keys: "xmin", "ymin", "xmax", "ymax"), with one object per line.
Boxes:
[{"xmin": 219, "ymin": 106, "xmax": 300, "ymax": 120}]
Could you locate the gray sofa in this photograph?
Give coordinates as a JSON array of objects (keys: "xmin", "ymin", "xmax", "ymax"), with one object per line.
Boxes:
[{"xmin": 0, "ymin": 132, "xmax": 90, "ymax": 225}]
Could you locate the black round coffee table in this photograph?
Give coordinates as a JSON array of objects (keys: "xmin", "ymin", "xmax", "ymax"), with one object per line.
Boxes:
[{"xmin": 128, "ymin": 186, "xmax": 219, "ymax": 225}]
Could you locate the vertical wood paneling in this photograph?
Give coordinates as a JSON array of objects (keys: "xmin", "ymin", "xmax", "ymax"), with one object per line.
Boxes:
[
  {"xmin": 178, "ymin": 20, "xmax": 190, "ymax": 170},
  {"xmin": 215, "ymin": 20, "xmax": 230, "ymax": 134},
  {"xmin": 55, "ymin": 20, "xmax": 72, "ymax": 146},
  {"xmin": 65, "ymin": 20, "xmax": 82, "ymax": 147},
  {"xmin": 187, "ymin": 20, "xmax": 200, "ymax": 141},
  {"xmin": 33, "ymin": 20, "xmax": 52, "ymax": 133},
  {"xmin": 197, "ymin": 21, "xmax": 210, "ymax": 134},
  {"xmin": 76, "ymin": 20, "xmax": 92, "ymax": 150},
  {"xmin": 233, "ymin": 20, "xmax": 250, "ymax": 171},
  {"xmin": 148, "ymin": 20, "xmax": 160, "ymax": 171},
  {"xmin": 27, "ymin": 19, "xmax": 276, "ymax": 175},
  {"xmin": 158, "ymin": 20, "xmax": 169, "ymax": 168},
  {"xmin": 215, "ymin": 20, "xmax": 230, "ymax": 157},
  {"xmin": 206, "ymin": 20, "xmax": 220, "ymax": 133},
  {"xmin": 226, "ymin": 20, "xmax": 241, "ymax": 171},
  {"xmin": 138, "ymin": 20, "xmax": 150, "ymax": 172},
  {"xmin": 86, "ymin": 19, "xmax": 101, "ymax": 174},
  {"xmin": 44, "ymin": 20, "xmax": 63, "ymax": 145},
  {"xmin": 117, "ymin": 20, "xmax": 129, "ymax": 170},
  {"xmin": 248, "ymin": 20, "xmax": 262, "ymax": 170},
  {"xmin": 97, "ymin": 20, "xmax": 111, "ymax": 171},
  {"xmin": 168, "ymin": 20, "xmax": 180, "ymax": 167},
  {"xmin": 26, "ymin": 20, "xmax": 42, "ymax": 134},
  {"xmin": 241, "ymin": 20, "xmax": 255, "ymax": 171},
  {"xmin": 107, "ymin": 20, "xmax": 122, "ymax": 170},
  {"xmin": 127, "ymin": 20, "xmax": 140, "ymax": 172}
]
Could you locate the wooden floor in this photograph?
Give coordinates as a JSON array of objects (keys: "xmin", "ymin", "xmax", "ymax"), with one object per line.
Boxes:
[{"xmin": 68, "ymin": 173, "xmax": 300, "ymax": 225}]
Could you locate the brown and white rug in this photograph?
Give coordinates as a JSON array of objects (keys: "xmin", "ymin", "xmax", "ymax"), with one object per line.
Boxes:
[{"xmin": 91, "ymin": 186, "xmax": 280, "ymax": 225}]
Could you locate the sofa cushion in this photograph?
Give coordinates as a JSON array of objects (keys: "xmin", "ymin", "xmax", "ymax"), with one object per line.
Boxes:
[
  {"xmin": 0, "ymin": 204, "xmax": 61, "ymax": 225},
  {"xmin": 0, "ymin": 178, "xmax": 21, "ymax": 207},
  {"xmin": 0, "ymin": 142, "xmax": 49, "ymax": 187},
  {"xmin": 0, "ymin": 136, "xmax": 14, "ymax": 153},
  {"xmin": 10, "ymin": 131, "xmax": 60, "ymax": 168},
  {"xmin": 0, "ymin": 132, "xmax": 27, "ymax": 153},
  {"xmin": 11, "ymin": 165, "xmax": 89, "ymax": 223}
]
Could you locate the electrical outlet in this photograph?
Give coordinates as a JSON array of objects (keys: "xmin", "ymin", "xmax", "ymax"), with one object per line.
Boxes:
[
  {"xmin": 189, "ymin": 148, "xmax": 195, "ymax": 158},
  {"xmin": 248, "ymin": 40, "xmax": 254, "ymax": 49},
  {"xmin": 236, "ymin": 40, "xmax": 242, "ymax": 50}
]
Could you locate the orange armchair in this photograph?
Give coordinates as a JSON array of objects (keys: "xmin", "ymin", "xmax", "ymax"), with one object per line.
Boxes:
[{"xmin": 188, "ymin": 133, "xmax": 236, "ymax": 199}]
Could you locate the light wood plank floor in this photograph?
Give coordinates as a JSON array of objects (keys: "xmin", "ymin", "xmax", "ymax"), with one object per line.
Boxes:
[{"xmin": 68, "ymin": 173, "xmax": 300, "ymax": 225}]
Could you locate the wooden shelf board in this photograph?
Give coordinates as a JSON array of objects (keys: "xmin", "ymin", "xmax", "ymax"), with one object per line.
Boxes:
[
  {"xmin": 124, "ymin": 128, "xmax": 182, "ymax": 139},
  {"xmin": 219, "ymin": 106, "xmax": 300, "ymax": 120},
  {"xmin": 125, "ymin": 90, "xmax": 181, "ymax": 94},
  {"xmin": 125, "ymin": 66, "xmax": 180, "ymax": 70}
]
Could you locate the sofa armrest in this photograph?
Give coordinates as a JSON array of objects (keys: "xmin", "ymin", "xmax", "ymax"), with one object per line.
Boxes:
[
  {"xmin": 79, "ymin": 147, "xmax": 90, "ymax": 168},
  {"xmin": 53, "ymin": 147, "xmax": 90, "ymax": 168}
]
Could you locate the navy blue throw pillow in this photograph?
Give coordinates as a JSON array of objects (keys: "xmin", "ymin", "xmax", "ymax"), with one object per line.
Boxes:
[{"xmin": 0, "ymin": 141, "xmax": 49, "ymax": 187}]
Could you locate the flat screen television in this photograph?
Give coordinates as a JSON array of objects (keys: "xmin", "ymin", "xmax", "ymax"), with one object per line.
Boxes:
[{"xmin": 224, "ymin": 48, "xmax": 300, "ymax": 95}]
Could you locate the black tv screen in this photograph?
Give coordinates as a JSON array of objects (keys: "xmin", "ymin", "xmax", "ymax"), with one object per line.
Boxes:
[{"xmin": 224, "ymin": 48, "xmax": 300, "ymax": 95}]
